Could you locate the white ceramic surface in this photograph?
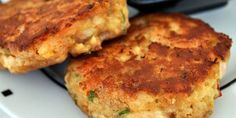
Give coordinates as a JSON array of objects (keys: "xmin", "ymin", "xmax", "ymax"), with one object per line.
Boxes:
[{"xmin": 0, "ymin": 1, "xmax": 236, "ymax": 118}]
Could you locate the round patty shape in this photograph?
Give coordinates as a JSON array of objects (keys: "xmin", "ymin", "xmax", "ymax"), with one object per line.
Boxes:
[
  {"xmin": 65, "ymin": 13, "xmax": 232, "ymax": 118},
  {"xmin": 0, "ymin": 0, "xmax": 129, "ymax": 73}
]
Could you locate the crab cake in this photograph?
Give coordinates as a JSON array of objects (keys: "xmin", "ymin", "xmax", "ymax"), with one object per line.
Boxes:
[
  {"xmin": 0, "ymin": 0, "xmax": 129, "ymax": 73},
  {"xmin": 65, "ymin": 13, "xmax": 232, "ymax": 118}
]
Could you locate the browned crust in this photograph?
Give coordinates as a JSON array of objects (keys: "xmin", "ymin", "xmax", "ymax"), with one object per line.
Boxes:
[
  {"xmin": 0, "ymin": 0, "xmax": 112, "ymax": 51},
  {"xmin": 213, "ymin": 33, "xmax": 232, "ymax": 60},
  {"xmin": 68, "ymin": 13, "xmax": 232, "ymax": 96}
]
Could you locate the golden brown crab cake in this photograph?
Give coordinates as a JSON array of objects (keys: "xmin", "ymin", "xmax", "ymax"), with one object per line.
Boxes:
[
  {"xmin": 0, "ymin": 0, "xmax": 129, "ymax": 73},
  {"xmin": 65, "ymin": 13, "xmax": 232, "ymax": 118}
]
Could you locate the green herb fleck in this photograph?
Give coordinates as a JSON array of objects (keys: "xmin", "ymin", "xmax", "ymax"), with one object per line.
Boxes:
[
  {"xmin": 73, "ymin": 73, "xmax": 82, "ymax": 82},
  {"xmin": 88, "ymin": 90, "xmax": 96, "ymax": 102},
  {"xmin": 121, "ymin": 10, "xmax": 126, "ymax": 24},
  {"xmin": 118, "ymin": 107, "xmax": 130, "ymax": 116},
  {"xmin": 121, "ymin": 10, "xmax": 127, "ymax": 33},
  {"xmin": 74, "ymin": 73, "xmax": 80, "ymax": 77}
]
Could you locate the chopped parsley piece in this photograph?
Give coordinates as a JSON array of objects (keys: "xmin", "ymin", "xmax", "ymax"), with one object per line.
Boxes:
[
  {"xmin": 88, "ymin": 90, "xmax": 96, "ymax": 102},
  {"xmin": 121, "ymin": 10, "xmax": 127, "ymax": 33},
  {"xmin": 74, "ymin": 73, "xmax": 80, "ymax": 78},
  {"xmin": 72, "ymin": 73, "xmax": 82, "ymax": 82},
  {"xmin": 121, "ymin": 10, "xmax": 126, "ymax": 24},
  {"xmin": 118, "ymin": 107, "xmax": 130, "ymax": 116}
]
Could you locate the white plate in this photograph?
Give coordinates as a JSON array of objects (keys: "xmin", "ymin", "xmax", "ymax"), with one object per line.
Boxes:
[{"xmin": 0, "ymin": 1, "xmax": 236, "ymax": 118}]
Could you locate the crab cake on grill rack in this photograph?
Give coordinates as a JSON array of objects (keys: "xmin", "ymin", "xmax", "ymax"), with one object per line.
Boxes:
[
  {"xmin": 65, "ymin": 13, "xmax": 232, "ymax": 118},
  {"xmin": 0, "ymin": 0, "xmax": 129, "ymax": 73}
]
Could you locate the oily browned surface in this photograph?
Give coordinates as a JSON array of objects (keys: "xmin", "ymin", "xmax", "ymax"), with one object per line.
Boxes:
[
  {"xmin": 68, "ymin": 13, "xmax": 232, "ymax": 96},
  {"xmin": 0, "ymin": 0, "xmax": 129, "ymax": 73},
  {"xmin": 65, "ymin": 13, "xmax": 232, "ymax": 118},
  {"xmin": 0, "ymin": 0, "xmax": 108, "ymax": 51}
]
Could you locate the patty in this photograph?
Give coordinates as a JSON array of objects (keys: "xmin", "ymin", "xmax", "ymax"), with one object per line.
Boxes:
[
  {"xmin": 0, "ymin": 0, "xmax": 129, "ymax": 73},
  {"xmin": 65, "ymin": 13, "xmax": 232, "ymax": 118}
]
